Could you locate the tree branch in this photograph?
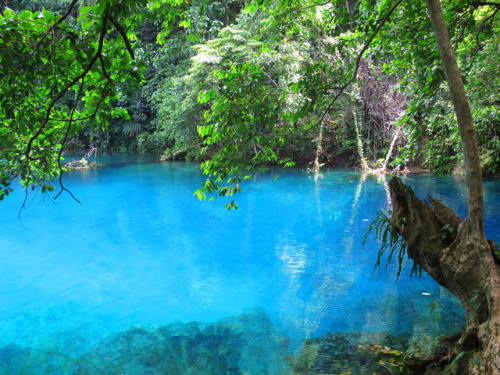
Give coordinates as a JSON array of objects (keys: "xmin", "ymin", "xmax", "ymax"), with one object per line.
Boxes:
[
  {"xmin": 26, "ymin": 16, "xmax": 108, "ymax": 161},
  {"xmin": 316, "ymin": 0, "xmax": 404, "ymax": 126},
  {"xmin": 263, "ymin": 71, "xmax": 278, "ymax": 87},
  {"xmin": 107, "ymin": 15, "xmax": 135, "ymax": 59},
  {"xmin": 37, "ymin": 0, "xmax": 80, "ymax": 48}
]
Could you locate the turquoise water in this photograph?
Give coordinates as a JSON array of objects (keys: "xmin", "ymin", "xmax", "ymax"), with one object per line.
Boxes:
[{"xmin": 1, "ymin": 157, "xmax": 498, "ymax": 374}]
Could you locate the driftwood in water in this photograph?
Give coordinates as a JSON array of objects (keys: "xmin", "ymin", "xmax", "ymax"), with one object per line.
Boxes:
[
  {"xmin": 161, "ymin": 144, "xmax": 202, "ymax": 161},
  {"xmin": 64, "ymin": 147, "xmax": 98, "ymax": 170}
]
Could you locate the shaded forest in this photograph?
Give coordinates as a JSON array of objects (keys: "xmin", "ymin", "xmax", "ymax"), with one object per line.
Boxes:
[{"xmin": 4, "ymin": 0, "xmax": 499, "ymax": 176}]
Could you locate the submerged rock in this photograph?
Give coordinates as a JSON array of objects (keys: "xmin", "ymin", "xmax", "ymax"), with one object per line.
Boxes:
[
  {"xmin": 0, "ymin": 312, "xmax": 428, "ymax": 375},
  {"xmin": 75, "ymin": 308, "xmax": 290, "ymax": 375}
]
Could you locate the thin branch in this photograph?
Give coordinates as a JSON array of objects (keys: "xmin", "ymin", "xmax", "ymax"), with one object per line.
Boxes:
[
  {"xmin": 474, "ymin": 6, "xmax": 499, "ymax": 53},
  {"xmin": 477, "ymin": 2, "xmax": 500, "ymax": 8},
  {"xmin": 37, "ymin": 0, "xmax": 80, "ymax": 48},
  {"xmin": 311, "ymin": 85, "xmax": 346, "ymax": 92},
  {"xmin": 107, "ymin": 15, "xmax": 135, "ymax": 59},
  {"xmin": 316, "ymin": 0, "xmax": 404, "ymax": 126},
  {"xmin": 263, "ymin": 71, "xmax": 278, "ymax": 87},
  {"xmin": 26, "ymin": 16, "xmax": 108, "ymax": 160},
  {"xmin": 0, "ymin": 0, "xmax": 8, "ymax": 17},
  {"xmin": 45, "ymin": 112, "xmax": 108, "ymax": 122},
  {"xmin": 19, "ymin": 189, "xmax": 30, "ymax": 218},
  {"xmin": 99, "ymin": 54, "xmax": 112, "ymax": 81},
  {"xmin": 54, "ymin": 75, "xmax": 87, "ymax": 203}
]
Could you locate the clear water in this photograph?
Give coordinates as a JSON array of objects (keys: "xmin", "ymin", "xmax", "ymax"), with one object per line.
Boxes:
[{"xmin": 1, "ymin": 157, "xmax": 498, "ymax": 374}]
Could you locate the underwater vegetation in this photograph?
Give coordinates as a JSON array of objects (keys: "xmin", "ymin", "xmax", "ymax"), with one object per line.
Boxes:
[
  {"xmin": 0, "ymin": 308, "xmax": 457, "ymax": 375},
  {"xmin": 287, "ymin": 332, "xmax": 411, "ymax": 374},
  {"xmin": 0, "ymin": 309, "xmax": 290, "ymax": 375},
  {"xmin": 76, "ymin": 309, "xmax": 290, "ymax": 375}
]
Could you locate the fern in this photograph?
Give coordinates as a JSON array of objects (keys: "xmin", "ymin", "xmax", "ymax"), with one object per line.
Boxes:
[
  {"xmin": 123, "ymin": 122, "xmax": 143, "ymax": 137},
  {"xmin": 363, "ymin": 211, "xmax": 418, "ymax": 279}
]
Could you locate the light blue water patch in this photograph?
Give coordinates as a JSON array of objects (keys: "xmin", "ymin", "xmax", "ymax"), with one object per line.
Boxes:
[{"xmin": 1, "ymin": 159, "xmax": 494, "ymax": 373}]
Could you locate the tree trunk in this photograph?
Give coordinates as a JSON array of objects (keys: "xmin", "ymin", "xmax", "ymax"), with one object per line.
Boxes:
[
  {"xmin": 353, "ymin": 108, "xmax": 369, "ymax": 171},
  {"xmin": 381, "ymin": 127, "xmax": 400, "ymax": 173},
  {"xmin": 312, "ymin": 121, "xmax": 325, "ymax": 174},
  {"xmin": 426, "ymin": 0, "xmax": 484, "ymax": 233},
  {"xmin": 388, "ymin": 177, "xmax": 500, "ymax": 374},
  {"xmin": 385, "ymin": 1, "xmax": 500, "ymax": 373}
]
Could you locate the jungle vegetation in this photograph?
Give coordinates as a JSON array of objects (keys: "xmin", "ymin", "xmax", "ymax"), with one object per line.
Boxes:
[
  {"xmin": 2, "ymin": 0, "xmax": 498, "ymax": 179},
  {"xmin": 1, "ymin": 0, "xmax": 499, "ymax": 373}
]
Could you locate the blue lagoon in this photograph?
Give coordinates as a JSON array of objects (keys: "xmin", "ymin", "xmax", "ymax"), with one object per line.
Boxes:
[{"xmin": 1, "ymin": 157, "xmax": 498, "ymax": 374}]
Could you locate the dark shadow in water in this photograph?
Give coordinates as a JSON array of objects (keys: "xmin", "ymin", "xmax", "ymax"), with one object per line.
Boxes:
[
  {"xmin": 0, "ymin": 309, "xmax": 290, "ymax": 375},
  {"xmin": 0, "ymin": 307, "xmax": 461, "ymax": 375}
]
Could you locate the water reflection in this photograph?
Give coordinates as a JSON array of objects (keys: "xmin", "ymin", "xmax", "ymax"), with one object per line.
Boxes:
[
  {"xmin": 0, "ymin": 164, "xmax": 479, "ymax": 373},
  {"xmin": 278, "ymin": 243, "xmax": 308, "ymax": 275}
]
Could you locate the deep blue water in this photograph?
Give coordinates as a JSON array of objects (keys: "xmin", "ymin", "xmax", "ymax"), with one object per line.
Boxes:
[{"xmin": 1, "ymin": 157, "xmax": 498, "ymax": 373}]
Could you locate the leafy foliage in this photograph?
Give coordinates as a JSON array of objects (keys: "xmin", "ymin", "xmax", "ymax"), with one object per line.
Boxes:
[
  {"xmin": 144, "ymin": 0, "xmax": 246, "ymax": 155},
  {"xmin": 3, "ymin": 0, "xmax": 500, "ymax": 201},
  {"xmin": 195, "ymin": 60, "xmax": 296, "ymax": 202},
  {"xmin": 0, "ymin": 0, "xmax": 188, "ymax": 197},
  {"xmin": 363, "ymin": 210, "xmax": 420, "ymax": 279}
]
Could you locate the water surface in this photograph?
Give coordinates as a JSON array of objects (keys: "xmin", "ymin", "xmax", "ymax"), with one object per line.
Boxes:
[{"xmin": 1, "ymin": 158, "xmax": 497, "ymax": 373}]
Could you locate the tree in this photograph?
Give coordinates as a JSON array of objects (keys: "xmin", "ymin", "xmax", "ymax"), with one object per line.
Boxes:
[
  {"xmin": 0, "ymin": 0, "xmax": 188, "ymax": 200},
  {"xmin": 2, "ymin": 0, "xmax": 499, "ymax": 372},
  {"xmin": 136, "ymin": 0, "xmax": 246, "ymax": 155},
  {"xmin": 386, "ymin": 1, "xmax": 499, "ymax": 373},
  {"xmin": 197, "ymin": 0, "xmax": 500, "ymax": 372}
]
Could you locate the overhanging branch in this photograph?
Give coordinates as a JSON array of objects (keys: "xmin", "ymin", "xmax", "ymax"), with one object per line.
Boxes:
[
  {"xmin": 26, "ymin": 16, "xmax": 108, "ymax": 161},
  {"xmin": 316, "ymin": 0, "xmax": 404, "ymax": 126},
  {"xmin": 37, "ymin": 0, "xmax": 80, "ymax": 48}
]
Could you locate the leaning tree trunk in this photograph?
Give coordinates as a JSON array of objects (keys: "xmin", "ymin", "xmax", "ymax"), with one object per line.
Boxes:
[
  {"xmin": 380, "ymin": 127, "xmax": 400, "ymax": 173},
  {"xmin": 389, "ymin": 178, "xmax": 500, "ymax": 374},
  {"xmin": 386, "ymin": 1, "xmax": 500, "ymax": 373}
]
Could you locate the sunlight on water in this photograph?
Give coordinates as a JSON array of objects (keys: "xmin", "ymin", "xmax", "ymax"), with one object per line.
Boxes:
[{"xmin": 1, "ymin": 157, "xmax": 498, "ymax": 373}]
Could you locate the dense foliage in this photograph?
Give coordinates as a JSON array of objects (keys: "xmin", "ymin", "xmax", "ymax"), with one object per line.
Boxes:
[
  {"xmin": 0, "ymin": 0, "xmax": 188, "ymax": 199},
  {"xmin": 1, "ymin": 0, "xmax": 499, "ymax": 197}
]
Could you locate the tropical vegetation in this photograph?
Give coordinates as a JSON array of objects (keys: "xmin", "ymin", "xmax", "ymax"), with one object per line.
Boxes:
[{"xmin": 1, "ymin": 0, "xmax": 500, "ymax": 373}]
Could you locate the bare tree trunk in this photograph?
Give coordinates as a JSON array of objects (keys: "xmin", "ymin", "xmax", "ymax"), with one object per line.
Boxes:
[
  {"xmin": 312, "ymin": 121, "xmax": 325, "ymax": 174},
  {"xmin": 381, "ymin": 127, "xmax": 400, "ymax": 172},
  {"xmin": 386, "ymin": 1, "xmax": 500, "ymax": 373}
]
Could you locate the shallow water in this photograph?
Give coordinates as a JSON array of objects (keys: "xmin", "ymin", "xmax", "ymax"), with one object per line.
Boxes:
[{"xmin": 1, "ymin": 157, "xmax": 498, "ymax": 374}]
